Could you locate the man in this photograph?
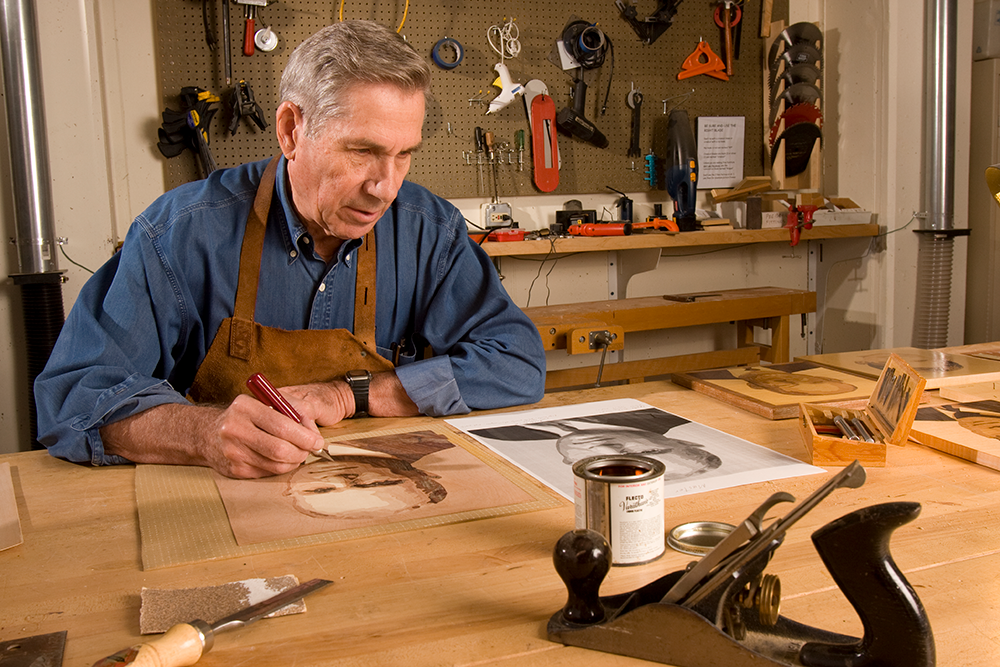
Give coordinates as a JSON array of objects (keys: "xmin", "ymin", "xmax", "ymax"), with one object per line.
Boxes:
[{"xmin": 34, "ymin": 21, "xmax": 546, "ymax": 479}]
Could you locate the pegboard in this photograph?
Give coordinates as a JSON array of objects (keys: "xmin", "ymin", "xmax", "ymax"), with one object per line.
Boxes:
[{"xmin": 155, "ymin": 0, "xmax": 787, "ymax": 198}]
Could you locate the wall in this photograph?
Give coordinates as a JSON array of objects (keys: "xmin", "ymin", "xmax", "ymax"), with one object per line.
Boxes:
[{"xmin": 0, "ymin": 0, "xmax": 972, "ymax": 454}]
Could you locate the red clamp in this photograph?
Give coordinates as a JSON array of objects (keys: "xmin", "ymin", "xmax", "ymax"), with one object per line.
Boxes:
[{"xmin": 785, "ymin": 204, "xmax": 818, "ymax": 246}]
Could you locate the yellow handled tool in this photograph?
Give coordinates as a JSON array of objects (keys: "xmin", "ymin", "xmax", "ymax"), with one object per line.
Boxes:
[{"xmin": 92, "ymin": 578, "xmax": 332, "ymax": 667}]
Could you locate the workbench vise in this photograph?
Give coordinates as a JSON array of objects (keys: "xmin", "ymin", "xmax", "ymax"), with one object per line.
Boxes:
[{"xmin": 548, "ymin": 462, "xmax": 935, "ymax": 667}]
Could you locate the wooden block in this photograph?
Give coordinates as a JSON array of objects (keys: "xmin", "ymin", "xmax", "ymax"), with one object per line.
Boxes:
[
  {"xmin": 710, "ymin": 176, "xmax": 773, "ymax": 203},
  {"xmin": 0, "ymin": 462, "xmax": 22, "ymax": 552}
]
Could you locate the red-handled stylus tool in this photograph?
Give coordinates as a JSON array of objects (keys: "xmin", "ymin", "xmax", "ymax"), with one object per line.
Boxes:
[{"xmin": 247, "ymin": 373, "xmax": 302, "ymax": 423}]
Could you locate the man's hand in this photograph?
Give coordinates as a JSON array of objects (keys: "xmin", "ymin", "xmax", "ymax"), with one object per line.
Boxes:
[
  {"xmin": 100, "ymin": 397, "xmax": 326, "ymax": 479},
  {"xmin": 281, "ymin": 370, "xmax": 420, "ymax": 423}
]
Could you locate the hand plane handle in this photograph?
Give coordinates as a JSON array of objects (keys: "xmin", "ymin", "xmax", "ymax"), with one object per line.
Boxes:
[{"xmin": 800, "ymin": 502, "xmax": 935, "ymax": 667}]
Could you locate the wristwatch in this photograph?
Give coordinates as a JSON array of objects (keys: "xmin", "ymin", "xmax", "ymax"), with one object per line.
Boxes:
[{"xmin": 345, "ymin": 369, "xmax": 372, "ymax": 417}]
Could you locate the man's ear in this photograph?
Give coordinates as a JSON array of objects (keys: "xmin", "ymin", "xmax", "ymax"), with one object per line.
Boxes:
[{"xmin": 275, "ymin": 101, "xmax": 304, "ymax": 159}]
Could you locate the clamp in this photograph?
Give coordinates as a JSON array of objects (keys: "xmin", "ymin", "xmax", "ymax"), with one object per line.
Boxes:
[{"xmin": 228, "ymin": 79, "xmax": 268, "ymax": 135}]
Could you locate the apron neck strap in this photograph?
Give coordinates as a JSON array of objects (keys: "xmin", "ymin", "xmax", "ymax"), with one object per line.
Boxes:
[
  {"xmin": 233, "ymin": 156, "xmax": 280, "ymax": 322},
  {"xmin": 232, "ymin": 156, "xmax": 377, "ymax": 345}
]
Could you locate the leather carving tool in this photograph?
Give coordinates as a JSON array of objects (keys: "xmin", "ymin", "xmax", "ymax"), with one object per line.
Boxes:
[
  {"xmin": 247, "ymin": 372, "xmax": 303, "ymax": 423},
  {"xmin": 530, "ymin": 94, "xmax": 559, "ymax": 192},
  {"xmin": 0, "ymin": 631, "xmax": 66, "ymax": 667},
  {"xmin": 92, "ymin": 578, "xmax": 332, "ymax": 667}
]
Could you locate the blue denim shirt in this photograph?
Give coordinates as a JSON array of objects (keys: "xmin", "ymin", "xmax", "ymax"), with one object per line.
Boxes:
[{"xmin": 34, "ymin": 156, "xmax": 545, "ymax": 465}]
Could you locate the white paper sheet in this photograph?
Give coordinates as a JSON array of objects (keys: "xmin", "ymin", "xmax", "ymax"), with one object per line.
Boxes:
[{"xmin": 447, "ymin": 399, "xmax": 821, "ymax": 500}]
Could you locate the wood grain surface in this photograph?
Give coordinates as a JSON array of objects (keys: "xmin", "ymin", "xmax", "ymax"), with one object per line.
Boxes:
[{"xmin": 2, "ymin": 381, "xmax": 997, "ymax": 666}]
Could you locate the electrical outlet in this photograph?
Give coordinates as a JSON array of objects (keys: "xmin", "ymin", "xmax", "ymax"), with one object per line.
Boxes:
[{"xmin": 482, "ymin": 202, "xmax": 512, "ymax": 228}]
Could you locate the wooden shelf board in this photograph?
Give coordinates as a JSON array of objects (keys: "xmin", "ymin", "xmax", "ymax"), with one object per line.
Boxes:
[{"xmin": 479, "ymin": 224, "xmax": 879, "ymax": 256}]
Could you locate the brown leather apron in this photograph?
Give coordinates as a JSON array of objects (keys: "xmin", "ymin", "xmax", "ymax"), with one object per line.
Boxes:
[{"xmin": 187, "ymin": 156, "xmax": 393, "ymax": 405}]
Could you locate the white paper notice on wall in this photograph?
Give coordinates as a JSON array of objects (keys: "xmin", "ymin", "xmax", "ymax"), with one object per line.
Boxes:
[{"xmin": 696, "ymin": 116, "xmax": 745, "ymax": 189}]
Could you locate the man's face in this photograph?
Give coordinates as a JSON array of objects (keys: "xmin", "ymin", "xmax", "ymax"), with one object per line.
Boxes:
[
  {"xmin": 285, "ymin": 83, "xmax": 425, "ymax": 256},
  {"xmin": 284, "ymin": 458, "xmax": 431, "ymax": 519},
  {"xmin": 556, "ymin": 426, "xmax": 676, "ymax": 463}
]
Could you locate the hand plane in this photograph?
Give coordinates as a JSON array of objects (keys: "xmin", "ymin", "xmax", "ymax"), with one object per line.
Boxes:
[{"xmin": 548, "ymin": 461, "xmax": 935, "ymax": 667}]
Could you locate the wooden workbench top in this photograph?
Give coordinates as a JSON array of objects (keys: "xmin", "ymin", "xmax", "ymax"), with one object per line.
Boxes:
[{"xmin": 1, "ymin": 381, "xmax": 996, "ymax": 666}]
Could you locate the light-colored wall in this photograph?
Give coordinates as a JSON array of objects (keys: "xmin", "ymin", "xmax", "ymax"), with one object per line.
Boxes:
[{"xmin": 0, "ymin": 0, "xmax": 972, "ymax": 454}]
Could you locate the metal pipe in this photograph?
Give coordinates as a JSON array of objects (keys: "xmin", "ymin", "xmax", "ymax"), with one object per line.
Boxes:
[
  {"xmin": 922, "ymin": 0, "xmax": 956, "ymax": 232},
  {"xmin": 1, "ymin": 0, "xmax": 66, "ymax": 449},
  {"xmin": 1, "ymin": 0, "xmax": 60, "ymax": 274},
  {"xmin": 914, "ymin": 0, "xmax": 960, "ymax": 349}
]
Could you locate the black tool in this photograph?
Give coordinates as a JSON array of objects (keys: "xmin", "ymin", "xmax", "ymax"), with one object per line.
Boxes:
[
  {"xmin": 474, "ymin": 126, "xmax": 486, "ymax": 194},
  {"xmin": 664, "ymin": 110, "xmax": 699, "ymax": 230},
  {"xmin": 548, "ymin": 462, "xmax": 935, "ymax": 667},
  {"xmin": 627, "ymin": 87, "xmax": 643, "ymax": 158},
  {"xmin": 614, "ymin": 0, "xmax": 684, "ymax": 45},
  {"xmin": 228, "ymin": 79, "xmax": 268, "ymax": 135},
  {"xmin": 157, "ymin": 87, "xmax": 220, "ymax": 179},
  {"xmin": 555, "ymin": 19, "xmax": 612, "ymax": 147},
  {"xmin": 222, "ymin": 0, "xmax": 232, "ymax": 85},
  {"xmin": 557, "ymin": 78, "xmax": 609, "ymax": 149}
]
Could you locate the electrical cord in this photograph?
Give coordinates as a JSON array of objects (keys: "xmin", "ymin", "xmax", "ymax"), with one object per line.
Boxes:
[
  {"xmin": 339, "ymin": 0, "xmax": 410, "ymax": 32},
  {"xmin": 487, "ymin": 17, "xmax": 520, "ymax": 64},
  {"xmin": 59, "ymin": 245, "xmax": 95, "ymax": 274}
]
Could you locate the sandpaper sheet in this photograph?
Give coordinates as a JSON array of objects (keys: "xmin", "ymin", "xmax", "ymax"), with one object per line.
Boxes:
[
  {"xmin": 140, "ymin": 575, "xmax": 304, "ymax": 634},
  {"xmin": 0, "ymin": 462, "xmax": 23, "ymax": 551},
  {"xmin": 137, "ymin": 423, "xmax": 560, "ymax": 570}
]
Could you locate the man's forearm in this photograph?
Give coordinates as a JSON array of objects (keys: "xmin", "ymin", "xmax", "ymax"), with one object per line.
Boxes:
[{"xmin": 100, "ymin": 403, "xmax": 223, "ymax": 467}]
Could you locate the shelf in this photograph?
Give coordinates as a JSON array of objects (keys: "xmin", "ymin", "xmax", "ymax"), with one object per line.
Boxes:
[{"xmin": 478, "ymin": 224, "xmax": 879, "ymax": 257}]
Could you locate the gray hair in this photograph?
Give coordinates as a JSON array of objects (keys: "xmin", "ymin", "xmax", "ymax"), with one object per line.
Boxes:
[{"xmin": 279, "ymin": 21, "xmax": 432, "ymax": 136}]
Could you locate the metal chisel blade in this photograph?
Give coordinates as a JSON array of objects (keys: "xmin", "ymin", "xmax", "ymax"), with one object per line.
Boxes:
[{"xmin": 211, "ymin": 578, "xmax": 332, "ymax": 633}]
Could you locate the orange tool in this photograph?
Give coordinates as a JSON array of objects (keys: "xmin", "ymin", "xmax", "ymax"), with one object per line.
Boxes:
[
  {"xmin": 714, "ymin": 2, "xmax": 742, "ymax": 76},
  {"xmin": 530, "ymin": 94, "xmax": 559, "ymax": 192},
  {"xmin": 678, "ymin": 40, "xmax": 728, "ymax": 81}
]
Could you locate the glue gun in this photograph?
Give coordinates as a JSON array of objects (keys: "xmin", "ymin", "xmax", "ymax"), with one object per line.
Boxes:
[{"xmin": 487, "ymin": 63, "xmax": 523, "ymax": 115}]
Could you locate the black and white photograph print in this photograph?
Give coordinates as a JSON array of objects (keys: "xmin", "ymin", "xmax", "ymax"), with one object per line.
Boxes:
[{"xmin": 447, "ymin": 399, "xmax": 821, "ymax": 500}]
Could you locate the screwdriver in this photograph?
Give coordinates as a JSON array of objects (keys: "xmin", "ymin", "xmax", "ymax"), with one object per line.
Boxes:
[
  {"xmin": 484, "ymin": 131, "xmax": 499, "ymax": 202},
  {"xmin": 474, "ymin": 126, "xmax": 486, "ymax": 195},
  {"xmin": 515, "ymin": 129, "xmax": 525, "ymax": 171}
]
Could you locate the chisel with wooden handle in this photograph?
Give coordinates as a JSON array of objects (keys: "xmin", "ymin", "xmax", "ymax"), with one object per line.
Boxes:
[{"xmin": 92, "ymin": 578, "xmax": 332, "ymax": 667}]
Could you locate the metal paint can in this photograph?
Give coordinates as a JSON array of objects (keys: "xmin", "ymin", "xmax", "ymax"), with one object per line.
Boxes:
[{"xmin": 572, "ymin": 455, "xmax": 666, "ymax": 565}]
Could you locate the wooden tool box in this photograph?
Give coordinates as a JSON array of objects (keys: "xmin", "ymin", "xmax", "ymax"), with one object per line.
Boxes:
[{"xmin": 798, "ymin": 353, "xmax": 926, "ymax": 467}]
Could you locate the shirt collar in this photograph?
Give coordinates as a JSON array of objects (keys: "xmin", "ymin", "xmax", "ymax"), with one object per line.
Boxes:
[{"xmin": 275, "ymin": 155, "xmax": 362, "ymax": 265}]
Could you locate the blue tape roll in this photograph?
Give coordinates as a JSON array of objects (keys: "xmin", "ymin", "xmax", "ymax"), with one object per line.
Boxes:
[{"xmin": 432, "ymin": 37, "xmax": 464, "ymax": 69}]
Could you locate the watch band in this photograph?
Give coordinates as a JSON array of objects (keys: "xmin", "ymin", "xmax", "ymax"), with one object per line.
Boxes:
[{"xmin": 346, "ymin": 370, "xmax": 372, "ymax": 417}]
